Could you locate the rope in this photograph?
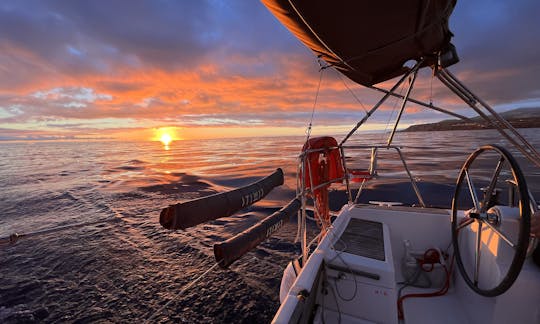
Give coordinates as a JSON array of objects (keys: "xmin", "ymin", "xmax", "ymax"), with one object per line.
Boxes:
[
  {"xmin": 381, "ymin": 80, "xmax": 406, "ymax": 143},
  {"xmin": 429, "ymin": 73, "xmax": 434, "ymax": 107},
  {"xmin": 329, "ymin": 239, "xmax": 358, "ymax": 302},
  {"xmin": 144, "ymin": 224, "xmax": 289, "ymax": 323},
  {"xmin": 0, "ymin": 217, "xmax": 120, "ymax": 247},
  {"xmin": 397, "ymin": 251, "xmax": 455, "ymax": 319},
  {"xmin": 1, "ymin": 166, "xmax": 125, "ymax": 248},
  {"xmin": 300, "ymin": 59, "xmax": 325, "ymax": 260},
  {"xmin": 335, "ymin": 69, "xmax": 368, "ymax": 114},
  {"xmin": 286, "ymin": 0, "xmax": 353, "ymax": 71},
  {"xmin": 145, "ymin": 260, "xmax": 223, "ymax": 323},
  {"xmin": 305, "ymin": 62, "xmax": 325, "ymax": 142},
  {"xmin": 353, "ymin": 179, "xmax": 368, "ymax": 204}
]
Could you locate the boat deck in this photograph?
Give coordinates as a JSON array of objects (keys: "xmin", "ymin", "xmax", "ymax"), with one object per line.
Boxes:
[{"xmin": 274, "ymin": 204, "xmax": 540, "ymax": 323}]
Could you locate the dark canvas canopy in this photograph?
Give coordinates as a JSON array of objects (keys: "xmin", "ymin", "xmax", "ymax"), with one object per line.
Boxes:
[{"xmin": 261, "ymin": 0, "xmax": 457, "ymax": 86}]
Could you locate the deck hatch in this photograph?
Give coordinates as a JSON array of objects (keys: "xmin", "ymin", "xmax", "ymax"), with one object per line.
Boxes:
[{"xmin": 337, "ymin": 218, "xmax": 385, "ymax": 261}]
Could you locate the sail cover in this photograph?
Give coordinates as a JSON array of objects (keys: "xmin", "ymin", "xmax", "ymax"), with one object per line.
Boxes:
[{"xmin": 261, "ymin": 0, "xmax": 457, "ymax": 86}]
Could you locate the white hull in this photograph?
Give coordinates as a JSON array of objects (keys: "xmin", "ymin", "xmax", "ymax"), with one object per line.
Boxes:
[{"xmin": 274, "ymin": 204, "xmax": 540, "ymax": 323}]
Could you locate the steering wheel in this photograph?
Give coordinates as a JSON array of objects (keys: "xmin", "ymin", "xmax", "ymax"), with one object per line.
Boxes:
[{"xmin": 451, "ymin": 144, "xmax": 531, "ymax": 297}]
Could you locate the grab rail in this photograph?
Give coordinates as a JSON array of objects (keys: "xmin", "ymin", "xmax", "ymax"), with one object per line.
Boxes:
[{"xmin": 299, "ymin": 144, "xmax": 427, "ymax": 207}]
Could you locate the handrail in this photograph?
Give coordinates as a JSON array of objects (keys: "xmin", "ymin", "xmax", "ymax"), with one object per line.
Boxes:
[
  {"xmin": 298, "ymin": 144, "xmax": 426, "ymax": 208},
  {"xmin": 387, "ymin": 66, "xmax": 419, "ymax": 147},
  {"xmin": 367, "ymin": 85, "xmax": 473, "ymax": 122},
  {"xmin": 342, "ymin": 145, "xmax": 401, "ymax": 149},
  {"xmin": 396, "ymin": 147, "xmax": 426, "ymax": 207}
]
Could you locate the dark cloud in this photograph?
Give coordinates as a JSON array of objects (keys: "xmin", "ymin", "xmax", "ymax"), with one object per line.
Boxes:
[
  {"xmin": 0, "ymin": 0, "xmax": 301, "ymax": 74},
  {"xmin": 0, "ymin": 0, "xmax": 539, "ymax": 139},
  {"xmin": 449, "ymin": 1, "xmax": 540, "ymax": 103}
]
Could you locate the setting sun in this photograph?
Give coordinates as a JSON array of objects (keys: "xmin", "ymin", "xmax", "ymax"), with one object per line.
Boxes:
[
  {"xmin": 160, "ymin": 133, "xmax": 172, "ymax": 145},
  {"xmin": 152, "ymin": 127, "xmax": 182, "ymax": 143}
]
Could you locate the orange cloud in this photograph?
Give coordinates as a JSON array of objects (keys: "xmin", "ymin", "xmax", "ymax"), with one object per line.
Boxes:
[{"xmin": 1, "ymin": 45, "xmax": 536, "ymax": 141}]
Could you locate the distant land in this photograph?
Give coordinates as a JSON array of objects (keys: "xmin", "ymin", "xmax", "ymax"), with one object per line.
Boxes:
[{"xmin": 403, "ymin": 107, "xmax": 540, "ymax": 132}]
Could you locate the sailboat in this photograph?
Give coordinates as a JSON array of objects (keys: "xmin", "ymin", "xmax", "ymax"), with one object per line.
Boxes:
[{"xmin": 160, "ymin": 1, "xmax": 540, "ymax": 323}]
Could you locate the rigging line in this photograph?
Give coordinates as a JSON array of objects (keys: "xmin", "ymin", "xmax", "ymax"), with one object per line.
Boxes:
[
  {"xmin": 286, "ymin": 0, "xmax": 354, "ymax": 72},
  {"xmin": 295, "ymin": 163, "xmax": 302, "ymax": 243},
  {"xmin": 145, "ymin": 260, "xmax": 223, "ymax": 323},
  {"xmin": 0, "ymin": 174, "xmax": 125, "ymax": 247},
  {"xmin": 429, "ymin": 73, "xmax": 434, "ymax": 106},
  {"xmin": 0, "ymin": 218, "xmax": 121, "ymax": 247},
  {"xmin": 326, "ymin": 282, "xmax": 343, "ymax": 324},
  {"xmin": 172, "ymin": 226, "xmax": 280, "ymax": 269},
  {"xmin": 299, "ymin": 59, "xmax": 324, "ymax": 260},
  {"xmin": 367, "ymin": 85, "xmax": 472, "ymax": 121},
  {"xmin": 387, "ymin": 68, "xmax": 420, "ymax": 147},
  {"xmin": 0, "ymin": 183, "xmax": 124, "ymax": 246},
  {"xmin": 305, "ymin": 64, "xmax": 325, "ymax": 142},
  {"xmin": 146, "ymin": 226, "xmax": 261, "ymax": 322},
  {"xmin": 173, "ymin": 224, "xmax": 287, "ymax": 283},
  {"xmin": 339, "ymin": 60, "xmax": 424, "ymax": 146},
  {"xmin": 353, "ymin": 179, "xmax": 368, "ymax": 204},
  {"xmin": 325, "ymin": 230, "xmax": 358, "ymax": 303},
  {"xmin": 381, "ymin": 79, "xmax": 407, "ymax": 143},
  {"xmin": 334, "ymin": 69, "xmax": 368, "ymax": 114}
]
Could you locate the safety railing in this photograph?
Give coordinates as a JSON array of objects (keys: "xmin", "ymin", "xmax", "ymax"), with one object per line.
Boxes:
[{"xmin": 297, "ymin": 144, "xmax": 426, "ymax": 208}]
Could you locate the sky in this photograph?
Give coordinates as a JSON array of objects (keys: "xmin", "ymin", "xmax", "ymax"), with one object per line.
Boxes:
[{"xmin": 0, "ymin": 0, "xmax": 539, "ymax": 141}]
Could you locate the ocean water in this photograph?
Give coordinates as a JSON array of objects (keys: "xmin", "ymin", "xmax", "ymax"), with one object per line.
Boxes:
[{"xmin": 1, "ymin": 129, "xmax": 539, "ymax": 323}]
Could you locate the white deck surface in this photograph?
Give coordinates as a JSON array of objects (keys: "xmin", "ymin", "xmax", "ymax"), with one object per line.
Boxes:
[{"xmin": 273, "ymin": 204, "xmax": 540, "ymax": 324}]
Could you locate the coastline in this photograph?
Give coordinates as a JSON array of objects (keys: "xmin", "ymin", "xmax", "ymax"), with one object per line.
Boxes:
[{"xmin": 403, "ymin": 119, "xmax": 540, "ymax": 132}]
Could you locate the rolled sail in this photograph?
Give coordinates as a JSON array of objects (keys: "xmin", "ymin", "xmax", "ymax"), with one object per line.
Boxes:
[
  {"xmin": 261, "ymin": 0, "xmax": 457, "ymax": 86},
  {"xmin": 214, "ymin": 198, "xmax": 301, "ymax": 268},
  {"xmin": 160, "ymin": 168, "xmax": 284, "ymax": 230}
]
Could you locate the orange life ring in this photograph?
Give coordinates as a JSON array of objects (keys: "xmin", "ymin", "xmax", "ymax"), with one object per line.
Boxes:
[
  {"xmin": 301, "ymin": 136, "xmax": 344, "ymax": 231},
  {"xmin": 301, "ymin": 136, "xmax": 344, "ymax": 189}
]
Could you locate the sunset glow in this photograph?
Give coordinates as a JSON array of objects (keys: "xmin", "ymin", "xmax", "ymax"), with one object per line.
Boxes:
[
  {"xmin": 0, "ymin": 1, "xmax": 539, "ymax": 141},
  {"xmin": 160, "ymin": 133, "xmax": 172, "ymax": 146},
  {"xmin": 153, "ymin": 127, "xmax": 181, "ymax": 143}
]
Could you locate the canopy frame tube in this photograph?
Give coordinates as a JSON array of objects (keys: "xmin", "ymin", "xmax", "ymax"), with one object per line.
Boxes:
[
  {"xmin": 437, "ymin": 68, "xmax": 540, "ymax": 168},
  {"xmin": 340, "ymin": 59, "xmax": 424, "ymax": 146},
  {"xmin": 367, "ymin": 85, "xmax": 472, "ymax": 121},
  {"xmin": 387, "ymin": 68, "xmax": 419, "ymax": 147}
]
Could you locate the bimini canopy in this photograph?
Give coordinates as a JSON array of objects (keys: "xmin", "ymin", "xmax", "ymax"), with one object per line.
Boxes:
[{"xmin": 261, "ymin": 0, "xmax": 457, "ymax": 86}]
